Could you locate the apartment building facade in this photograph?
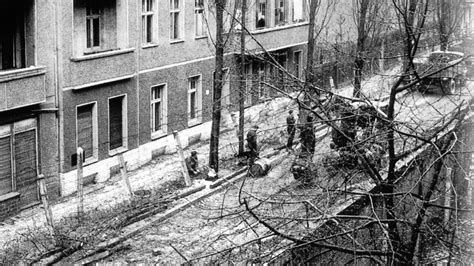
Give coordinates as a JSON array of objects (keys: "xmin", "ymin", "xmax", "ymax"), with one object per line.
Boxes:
[
  {"xmin": 0, "ymin": 0, "xmax": 60, "ymax": 220},
  {"xmin": 0, "ymin": 0, "xmax": 310, "ymax": 217}
]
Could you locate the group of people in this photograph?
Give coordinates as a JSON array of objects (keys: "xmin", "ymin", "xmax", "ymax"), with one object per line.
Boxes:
[
  {"xmin": 185, "ymin": 109, "xmax": 316, "ymax": 178},
  {"xmin": 287, "ymin": 110, "xmax": 316, "ymax": 156},
  {"xmin": 245, "ymin": 110, "xmax": 316, "ymax": 166}
]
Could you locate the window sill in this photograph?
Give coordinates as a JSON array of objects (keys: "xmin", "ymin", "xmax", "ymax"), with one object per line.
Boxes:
[
  {"xmin": 194, "ymin": 35, "xmax": 207, "ymax": 40},
  {"xmin": 151, "ymin": 130, "xmax": 167, "ymax": 140},
  {"xmin": 0, "ymin": 66, "xmax": 46, "ymax": 83},
  {"xmin": 250, "ymin": 22, "xmax": 309, "ymax": 35},
  {"xmin": 170, "ymin": 39, "xmax": 185, "ymax": 44},
  {"xmin": 142, "ymin": 43, "xmax": 159, "ymax": 49},
  {"xmin": 109, "ymin": 146, "xmax": 128, "ymax": 157},
  {"xmin": 188, "ymin": 118, "xmax": 202, "ymax": 128},
  {"xmin": 0, "ymin": 192, "xmax": 20, "ymax": 202},
  {"xmin": 71, "ymin": 47, "xmax": 135, "ymax": 62},
  {"xmin": 83, "ymin": 157, "xmax": 98, "ymax": 167}
]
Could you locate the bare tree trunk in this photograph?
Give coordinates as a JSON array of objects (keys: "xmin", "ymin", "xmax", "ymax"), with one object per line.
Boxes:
[
  {"xmin": 305, "ymin": 0, "xmax": 319, "ymax": 89},
  {"xmin": 209, "ymin": 0, "xmax": 224, "ymax": 172},
  {"xmin": 299, "ymin": 0, "xmax": 319, "ymax": 124},
  {"xmin": 402, "ymin": 0, "xmax": 417, "ymax": 70},
  {"xmin": 238, "ymin": 0, "xmax": 246, "ymax": 156},
  {"xmin": 438, "ymin": 0, "xmax": 449, "ymax": 51},
  {"xmin": 353, "ymin": 0, "xmax": 369, "ymax": 98}
]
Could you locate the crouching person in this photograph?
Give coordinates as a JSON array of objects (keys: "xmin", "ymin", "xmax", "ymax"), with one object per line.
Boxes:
[{"xmin": 185, "ymin": 151, "xmax": 201, "ymax": 178}]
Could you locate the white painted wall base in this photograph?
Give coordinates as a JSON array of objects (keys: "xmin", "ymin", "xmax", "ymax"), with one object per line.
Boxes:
[{"xmin": 59, "ymin": 115, "xmax": 222, "ymax": 197}]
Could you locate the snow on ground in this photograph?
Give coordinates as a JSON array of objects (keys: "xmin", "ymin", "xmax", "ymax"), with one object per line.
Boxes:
[
  {"xmin": 0, "ymin": 61, "xmax": 441, "ymax": 249},
  {"xmin": 0, "ymin": 96, "xmax": 296, "ymax": 248}
]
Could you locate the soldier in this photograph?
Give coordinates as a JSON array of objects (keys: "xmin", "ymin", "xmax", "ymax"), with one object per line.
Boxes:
[
  {"xmin": 300, "ymin": 116, "xmax": 316, "ymax": 157},
  {"xmin": 286, "ymin": 110, "xmax": 296, "ymax": 150},
  {"xmin": 185, "ymin": 151, "xmax": 200, "ymax": 177},
  {"xmin": 247, "ymin": 125, "xmax": 259, "ymax": 166}
]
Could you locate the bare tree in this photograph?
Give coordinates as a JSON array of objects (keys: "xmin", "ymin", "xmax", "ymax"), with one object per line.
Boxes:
[
  {"xmin": 435, "ymin": 0, "xmax": 465, "ymax": 51},
  {"xmin": 209, "ymin": 0, "xmax": 225, "ymax": 172},
  {"xmin": 352, "ymin": 0, "xmax": 386, "ymax": 97},
  {"xmin": 238, "ymin": 0, "xmax": 247, "ymax": 156}
]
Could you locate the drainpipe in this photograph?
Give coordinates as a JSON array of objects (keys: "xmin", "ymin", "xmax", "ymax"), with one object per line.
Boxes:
[{"xmin": 54, "ymin": 0, "xmax": 65, "ymax": 195}]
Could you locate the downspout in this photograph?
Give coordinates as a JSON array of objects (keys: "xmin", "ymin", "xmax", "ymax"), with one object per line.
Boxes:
[
  {"xmin": 135, "ymin": 0, "xmax": 140, "ymax": 164},
  {"xmin": 54, "ymin": 0, "xmax": 65, "ymax": 195}
]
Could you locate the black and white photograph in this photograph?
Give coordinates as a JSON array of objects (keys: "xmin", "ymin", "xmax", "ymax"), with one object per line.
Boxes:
[{"xmin": 0, "ymin": 0, "xmax": 473, "ymax": 264}]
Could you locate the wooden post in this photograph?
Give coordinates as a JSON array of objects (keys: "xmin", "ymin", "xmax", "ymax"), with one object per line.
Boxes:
[
  {"xmin": 38, "ymin": 174, "xmax": 54, "ymax": 228},
  {"xmin": 118, "ymin": 154, "xmax": 133, "ymax": 197},
  {"xmin": 76, "ymin": 147, "xmax": 84, "ymax": 219},
  {"xmin": 230, "ymin": 113, "xmax": 240, "ymax": 142},
  {"xmin": 173, "ymin": 131, "xmax": 192, "ymax": 186},
  {"xmin": 444, "ymin": 167, "xmax": 452, "ymax": 223}
]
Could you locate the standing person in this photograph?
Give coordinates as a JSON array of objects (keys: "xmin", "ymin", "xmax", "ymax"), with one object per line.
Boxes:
[
  {"xmin": 300, "ymin": 116, "xmax": 316, "ymax": 157},
  {"xmin": 185, "ymin": 151, "xmax": 201, "ymax": 178},
  {"xmin": 286, "ymin": 110, "xmax": 296, "ymax": 150},
  {"xmin": 247, "ymin": 125, "xmax": 259, "ymax": 166}
]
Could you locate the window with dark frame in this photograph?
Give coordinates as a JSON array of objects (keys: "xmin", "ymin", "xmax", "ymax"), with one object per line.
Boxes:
[
  {"xmin": 0, "ymin": 1, "xmax": 26, "ymax": 70},
  {"xmin": 189, "ymin": 77, "xmax": 198, "ymax": 119},
  {"xmin": 142, "ymin": 0, "xmax": 154, "ymax": 43},
  {"xmin": 294, "ymin": 50, "xmax": 302, "ymax": 78},
  {"xmin": 274, "ymin": 0, "xmax": 287, "ymax": 25},
  {"xmin": 77, "ymin": 104, "xmax": 94, "ymax": 160},
  {"xmin": 170, "ymin": 0, "xmax": 181, "ymax": 40},
  {"xmin": 0, "ymin": 120, "xmax": 38, "ymax": 207},
  {"xmin": 151, "ymin": 85, "xmax": 165, "ymax": 132},
  {"xmin": 86, "ymin": 4, "xmax": 101, "ymax": 48},
  {"xmin": 256, "ymin": 0, "xmax": 267, "ymax": 29},
  {"xmin": 109, "ymin": 96, "xmax": 124, "ymax": 151},
  {"xmin": 195, "ymin": 0, "xmax": 205, "ymax": 37},
  {"xmin": 292, "ymin": 0, "xmax": 305, "ymax": 22},
  {"xmin": 0, "ymin": 135, "xmax": 12, "ymax": 196}
]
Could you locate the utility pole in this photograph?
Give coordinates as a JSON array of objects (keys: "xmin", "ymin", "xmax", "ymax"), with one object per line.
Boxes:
[
  {"xmin": 209, "ymin": 0, "xmax": 225, "ymax": 172},
  {"xmin": 238, "ymin": 0, "xmax": 247, "ymax": 156}
]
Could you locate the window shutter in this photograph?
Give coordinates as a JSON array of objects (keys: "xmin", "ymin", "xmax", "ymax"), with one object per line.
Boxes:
[
  {"xmin": 0, "ymin": 136, "xmax": 12, "ymax": 195},
  {"xmin": 109, "ymin": 97, "xmax": 123, "ymax": 150},
  {"xmin": 14, "ymin": 130, "xmax": 38, "ymax": 206},
  {"xmin": 77, "ymin": 105, "xmax": 93, "ymax": 159}
]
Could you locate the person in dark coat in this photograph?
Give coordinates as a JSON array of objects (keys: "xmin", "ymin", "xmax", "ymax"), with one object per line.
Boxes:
[
  {"xmin": 185, "ymin": 151, "xmax": 200, "ymax": 177},
  {"xmin": 300, "ymin": 116, "xmax": 316, "ymax": 156},
  {"xmin": 286, "ymin": 110, "xmax": 296, "ymax": 150},
  {"xmin": 247, "ymin": 125, "xmax": 259, "ymax": 166}
]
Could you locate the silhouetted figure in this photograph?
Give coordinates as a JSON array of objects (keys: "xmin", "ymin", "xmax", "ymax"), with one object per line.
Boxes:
[
  {"xmin": 247, "ymin": 125, "xmax": 259, "ymax": 166},
  {"xmin": 286, "ymin": 110, "xmax": 296, "ymax": 150},
  {"xmin": 300, "ymin": 116, "xmax": 315, "ymax": 157},
  {"xmin": 185, "ymin": 151, "xmax": 200, "ymax": 177}
]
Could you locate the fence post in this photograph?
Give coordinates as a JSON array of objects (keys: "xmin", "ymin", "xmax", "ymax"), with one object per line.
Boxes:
[
  {"xmin": 230, "ymin": 113, "xmax": 240, "ymax": 141},
  {"xmin": 173, "ymin": 131, "xmax": 192, "ymax": 186},
  {"xmin": 76, "ymin": 147, "xmax": 84, "ymax": 219},
  {"xmin": 118, "ymin": 154, "xmax": 133, "ymax": 197},
  {"xmin": 38, "ymin": 174, "xmax": 54, "ymax": 228}
]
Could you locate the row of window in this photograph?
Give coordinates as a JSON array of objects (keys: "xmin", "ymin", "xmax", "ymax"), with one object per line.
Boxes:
[
  {"xmin": 0, "ymin": 0, "xmax": 307, "ymax": 70},
  {"xmin": 75, "ymin": 75, "xmax": 203, "ymax": 162},
  {"xmin": 254, "ymin": 0, "xmax": 307, "ymax": 29},
  {"xmin": 83, "ymin": 0, "xmax": 207, "ymax": 55},
  {"xmin": 81, "ymin": 0, "xmax": 307, "ymax": 55},
  {"xmin": 74, "ymin": 47, "xmax": 302, "ymax": 162}
]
